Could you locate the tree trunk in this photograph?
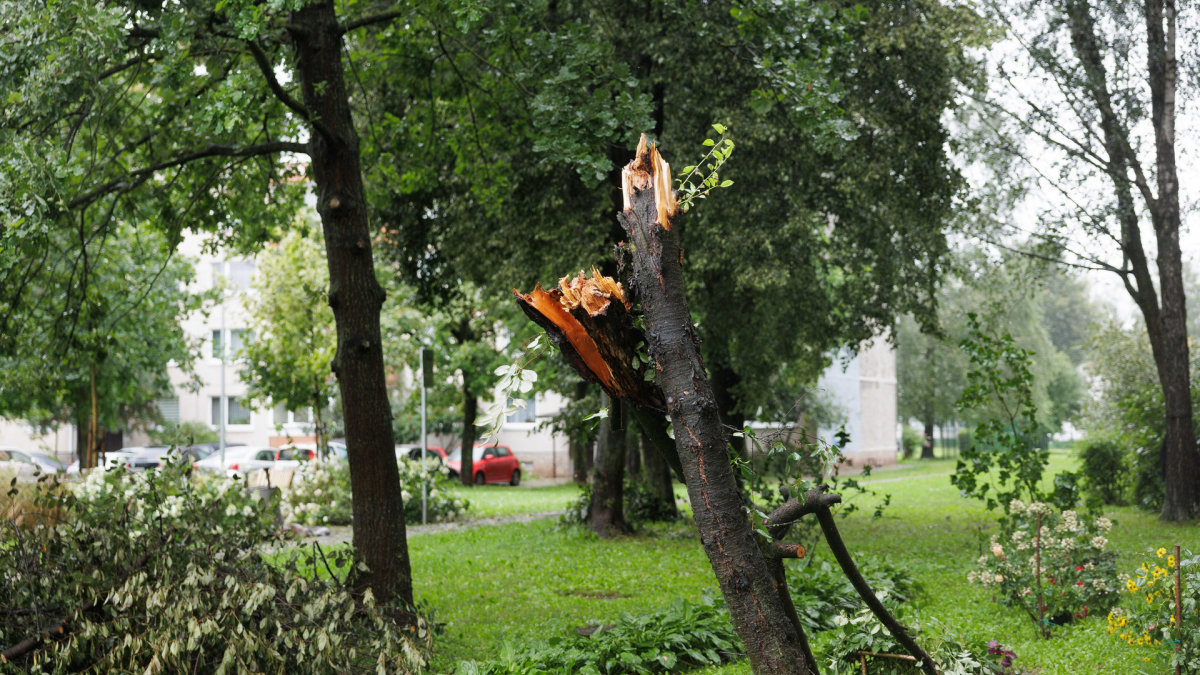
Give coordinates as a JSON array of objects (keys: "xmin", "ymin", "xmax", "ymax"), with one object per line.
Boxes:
[
  {"xmin": 460, "ymin": 383, "xmax": 478, "ymax": 487},
  {"xmin": 920, "ymin": 415, "xmax": 935, "ymax": 460},
  {"xmin": 289, "ymin": 1, "xmax": 412, "ymax": 605},
  {"xmin": 712, "ymin": 365, "xmax": 746, "ymax": 457},
  {"xmin": 640, "ymin": 424, "xmax": 678, "ymax": 520},
  {"xmin": 618, "ymin": 138, "xmax": 812, "ymax": 673},
  {"xmin": 1144, "ymin": 0, "xmax": 1199, "ymax": 520},
  {"xmin": 570, "ymin": 434, "xmax": 589, "ymax": 484},
  {"xmin": 590, "ymin": 394, "xmax": 631, "ymax": 536}
]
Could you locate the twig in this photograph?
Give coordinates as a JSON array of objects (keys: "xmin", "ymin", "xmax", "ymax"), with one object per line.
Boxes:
[{"xmin": 1175, "ymin": 544, "xmax": 1182, "ymax": 675}]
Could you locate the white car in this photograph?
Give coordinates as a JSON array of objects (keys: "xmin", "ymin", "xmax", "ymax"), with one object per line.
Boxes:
[
  {"xmin": 194, "ymin": 446, "xmax": 278, "ymax": 477},
  {"xmin": 0, "ymin": 447, "xmax": 39, "ymax": 478},
  {"xmin": 66, "ymin": 449, "xmax": 139, "ymax": 475}
]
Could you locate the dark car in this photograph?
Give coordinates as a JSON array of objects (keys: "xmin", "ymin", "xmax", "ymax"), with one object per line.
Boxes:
[
  {"xmin": 396, "ymin": 445, "xmax": 447, "ymax": 465},
  {"xmin": 447, "ymin": 444, "xmax": 521, "ymax": 485}
]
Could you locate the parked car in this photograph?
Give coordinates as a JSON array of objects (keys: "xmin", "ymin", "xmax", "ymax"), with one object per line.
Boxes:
[
  {"xmin": 396, "ymin": 445, "xmax": 447, "ymax": 465},
  {"xmin": 274, "ymin": 445, "xmax": 316, "ymax": 472},
  {"xmin": 0, "ymin": 447, "xmax": 39, "ymax": 477},
  {"xmin": 28, "ymin": 452, "xmax": 66, "ymax": 474},
  {"xmin": 447, "ymin": 444, "xmax": 521, "ymax": 485},
  {"xmin": 194, "ymin": 446, "xmax": 279, "ymax": 477},
  {"xmin": 65, "ymin": 449, "xmax": 138, "ymax": 475},
  {"xmin": 123, "ymin": 446, "xmax": 185, "ymax": 471}
]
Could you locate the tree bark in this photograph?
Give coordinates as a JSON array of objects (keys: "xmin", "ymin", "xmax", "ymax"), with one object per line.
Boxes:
[
  {"xmin": 590, "ymin": 394, "xmax": 631, "ymax": 536},
  {"xmin": 460, "ymin": 383, "xmax": 478, "ymax": 486},
  {"xmin": 1144, "ymin": 0, "xmax": 1198, "ymax": 521},
  {"xmin": 289, "ymin": 1, "xmax": 412, "ymax": 604},
  {"xmin": 921, "ymin": 415, "xmax": 935, "ymax": 460},
  {"xmin": 618, "ymin": 138, "xmax": 812, "ymax": 673}
]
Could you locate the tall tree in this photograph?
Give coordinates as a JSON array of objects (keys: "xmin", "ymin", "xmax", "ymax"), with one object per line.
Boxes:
[
  {"xmin": 0, "ymin": 0, "xmax": 428, "ymax": 602},
  {"xmin": 976, "ymin": 0, "xmax": 1198, "ymax": 519},
  {"xmin": 363, "ymin": 0, "xmax": 986, "ymax": 470}
]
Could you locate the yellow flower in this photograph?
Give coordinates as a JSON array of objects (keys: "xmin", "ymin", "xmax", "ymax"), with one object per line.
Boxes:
[
  {"xmin": 1157, "ymin": 547, "xmax": 1166, "ymax": 557},
  {"xmin": 1127, "ymin": 579, "xmax": 1138, "ymax": 592},
  {"xmin": 1167, "ymin": 555, "xmax": 1176, "ymax": 568}
]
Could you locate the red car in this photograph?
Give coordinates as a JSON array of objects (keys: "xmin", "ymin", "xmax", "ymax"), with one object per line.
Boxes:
[{"xmin": 447, "ymin": 444, "xmax": 521, "ymax": 485}]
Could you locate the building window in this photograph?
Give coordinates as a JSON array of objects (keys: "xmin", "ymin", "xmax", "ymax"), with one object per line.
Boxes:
[
  {"xmin": 273, "ymin": 404, "xmax": 312, "ymax": 425},
  {"xmin": 505, "ymin": 398, "xmax": 536, "ymax": 424},
  {"xmin": 211, "ymin": 260, "xmax": 256, "ymax": 290},
  {"xmin": 212, "ymin": 397, "xmax": 251, "ymax": 427},
  {"xmin": 211, "ymin": 328, "xmax": 251, "ymax": 359},
  {"xmin": 156, "ymin": 397, "xmax": 180, "ymax": 424}
]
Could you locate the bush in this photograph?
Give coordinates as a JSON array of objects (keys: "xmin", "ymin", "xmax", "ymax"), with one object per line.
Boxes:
[
  {"xmin": 968, "ymin": 500, "xmax": 1118, "ymax": 630},
  {"xmin": 287, "ymin": 458, "xmax": 469, "ymax": 526},
  {"xmin": 0, "ymin": 465, "xmax": 429, "ymax": 673},
  {"xmin": 1077, "ymin": 438, "xmax": 1131, "ymax": 507},
  {"xmin": 455, "ymin": 597, "xmax": 740, "ymax": 674},
  {"xmin": 1107, "ymin": 547, "xmax": 1200, "ymax": 671},
  {"xmin": 901, "ymin": 426, "xmax": 923, "ymax": 459}
]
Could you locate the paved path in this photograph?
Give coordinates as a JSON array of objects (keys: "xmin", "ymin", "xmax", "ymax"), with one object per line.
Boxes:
[{"xmin": 291, "ymin": 510, "xmax": 567, "ymax": 547}]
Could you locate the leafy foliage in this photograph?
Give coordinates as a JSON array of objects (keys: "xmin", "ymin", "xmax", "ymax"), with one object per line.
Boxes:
[
  {"xmin": 454, "ymin": 597, "xmax": 740, "ymax": 674},
  {"xmin": 952, "ymin": 314, "xmax": 1062, "ymax": 512},
  {"xmin": 287, "ymin": 458, "xmax": 468, "ymax": 526},
  {"xmin": 786, "ymin": 558, "xmax": 922, "ymax": 633},
  {"xmin": 0, "ymin": 465, "xmax": 428, "ymax": 673},
  {"xmin": 674, "ymin": 124, "xmax": 735, "ymax": 213},
  {"xmin": 822, "ymin": 613, "xmax": 1019, "ymax": 675},
  {"xmin": 1082, "ymin": 323, "xmax": 1200, "ymax": 511},
  {"xmin": 1077, "ymin": 438, "xmax": 1131, "ymax": 508}
]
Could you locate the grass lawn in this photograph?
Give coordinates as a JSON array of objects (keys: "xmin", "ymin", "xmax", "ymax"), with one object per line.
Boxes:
[{"xmin": 311, "ymin": 451, "xmax": 1198, "ymax": 673}]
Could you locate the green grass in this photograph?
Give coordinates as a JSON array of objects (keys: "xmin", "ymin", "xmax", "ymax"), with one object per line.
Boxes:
[
  {"xmin": 409, "ymin": 518, "xmax": 725, "ymax": 672},
  {"xmin": 279, "ymin": 452, "xmax": 1197, "ymax": 674},
  {"xmin": 446, "ymin": 483, "xmax": 581, "ymax": 518}
]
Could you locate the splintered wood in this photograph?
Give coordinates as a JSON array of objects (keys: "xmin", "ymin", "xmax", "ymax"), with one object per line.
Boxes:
[
  {"xmin": 621, "ymin": 135, "xmax": 677, "ymax": 229},
  {"xmin": 513, "ymin": 269, "xmax": 663, "ymax": 411}
]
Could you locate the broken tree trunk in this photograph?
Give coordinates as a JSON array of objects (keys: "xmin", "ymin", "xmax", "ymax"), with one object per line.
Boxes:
[{"xmin": 615, "ymin": 137, "xmax": 813, "ymax": 674}]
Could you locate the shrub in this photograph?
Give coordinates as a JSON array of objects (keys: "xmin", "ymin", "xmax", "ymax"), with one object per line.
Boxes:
[
  {"xmin": 901, "ymin": 426, "xmax": 923, "ymax": 459},
  {"xmin": 0, "ymin": 464, "xmax": 429, "ymax": 673},
  {"xmin": 1077, "ymin": 438, "xmax": 1131, "ymax": 507},
  {"xmin": 287, "ymin": 458, "xmax": 468, "ymax": 526},
  {"xmin": 454, "ymin": 597, "xmax": 740, "ymax": 674},
  {"xmin": 968, "ymin": 500, "xmax": 1118, "ymax": 631},
  {"xmin": 1107, "ymin": 547, "xmax": 1200, "ymax": 672}
]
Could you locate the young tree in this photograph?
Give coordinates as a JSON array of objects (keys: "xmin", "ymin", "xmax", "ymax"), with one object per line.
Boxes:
[
  {"xmin": 241, "ymin": 219, "xmax": 337, "ymax": 455},
  {"xmin": 977, "ymin": 0, "xmax": 1199, "ymax": 519}
]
